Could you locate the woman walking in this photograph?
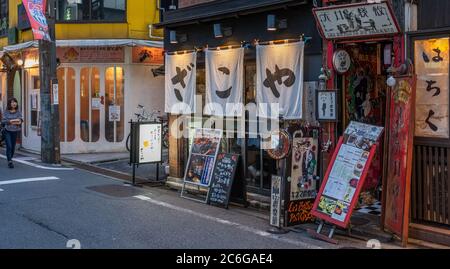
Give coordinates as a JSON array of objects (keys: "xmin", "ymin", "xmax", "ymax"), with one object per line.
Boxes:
[{"xmin": 1, "ymin": 98, "xmax": 23, "ymax": 168}]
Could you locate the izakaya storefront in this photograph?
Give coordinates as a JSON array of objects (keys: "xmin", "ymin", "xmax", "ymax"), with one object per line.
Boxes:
[
  {"xmin": 161, "ymin": 1, "xmax": 323, "ymax": 203},
  {"xmin": 312, "ymin": 1, "xmax": 420, "ymax": 245},
  {"xmin": 4, "ymin": 40, "xmax": 164, "ymax": 154}
]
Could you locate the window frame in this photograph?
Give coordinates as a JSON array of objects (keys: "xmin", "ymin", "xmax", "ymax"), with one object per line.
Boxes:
[
  {"xmin": 0, "ymin": 0, "xmax": 9, "ymax": 37},
  {"xmin": 56, "ymin": 0, "xmax": 127, "ymax": 24}
]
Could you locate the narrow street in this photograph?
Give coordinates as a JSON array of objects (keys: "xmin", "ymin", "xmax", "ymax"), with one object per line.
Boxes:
[{"xmin": 0, "ymin": 152, "xmax": 352, "ymax": 249}]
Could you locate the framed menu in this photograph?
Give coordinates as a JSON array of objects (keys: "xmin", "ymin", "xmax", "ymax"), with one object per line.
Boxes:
[{"xmin": 311, "ymin": 121, "xmax": 383, "ymax": 228}]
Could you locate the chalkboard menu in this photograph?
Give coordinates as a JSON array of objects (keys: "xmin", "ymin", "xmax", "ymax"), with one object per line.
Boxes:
[{"xmin": 207, "ymin": 153, "xmax": 240, "ymax": 208}]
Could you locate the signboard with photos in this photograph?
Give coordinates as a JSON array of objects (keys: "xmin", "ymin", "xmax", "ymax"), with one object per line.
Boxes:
[
  {"xmin": 183, "ymin": 128, "xmax": 222, "ymax": 187},
  {"xmin": 311, "ymin": 121, "xmax": 384, "ymax": 228}
]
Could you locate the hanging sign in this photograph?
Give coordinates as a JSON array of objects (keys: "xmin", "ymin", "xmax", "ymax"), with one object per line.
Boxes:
[
  {"xmin": 205, "ymin": 47, "xmax": 244, "ymax": 117},
  {"xmin": 165, "ymin": 52, "xmax": 197, "ymax": 115},
  {"xmin": 22, "ymin": 0, "xmax": 51, "ymax": 41},
  {"xmin": 414, "ymin": 37, "xmax": 449, "ymax": 138},
  {"xmin": 313, "ymin": 1, "xmax": 400, "ymax": 40},
  {"xmin": 256, "ymin": 41, "xmax": 304, "ymax": 119},
  {"xmin": 312, "ymin": 121, "xmax": 383, "ymax": 228},
  {"xmin": 183, "ymin": 128, "xmax": 222, "ymax": 187},
  {"xmin": 383, "ymin": 75, "xmax": 415, "ymax": 246},
  {"xmin": 333, "ymin": 49, "xmax": 351, "ymax": 74}
]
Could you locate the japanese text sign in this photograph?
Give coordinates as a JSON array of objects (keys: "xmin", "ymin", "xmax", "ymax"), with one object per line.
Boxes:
[{"xmin": 313, "ymin": 2, "xmax": 400, "ymax": 40}]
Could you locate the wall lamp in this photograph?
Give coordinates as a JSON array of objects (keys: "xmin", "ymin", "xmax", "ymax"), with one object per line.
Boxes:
[
  {"xmin": 170, "ymin": 30, "xmax": 187, "ymax": 44},
  {"xmin": 213, "ymin": 23, "xmax": 233, "ymax": 38},
  {"xmin": 267, "ymin": 14, "xmax": 287, "ymax": 31}
]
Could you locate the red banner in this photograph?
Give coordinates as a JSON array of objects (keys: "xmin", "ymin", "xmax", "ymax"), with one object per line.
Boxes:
[
  {"xmin": 383, "ymin": 75, "xmax": 416, "ymax": 245},
  {"xmin": 23, "ymin": 0, "xmax": 51, "ymax": 41}
]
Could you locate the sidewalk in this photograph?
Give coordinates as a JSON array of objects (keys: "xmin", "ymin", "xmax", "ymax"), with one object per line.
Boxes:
[
  {"xmin": 60, "ymin": 150, "xmax": 169, "ymax": 184},
  {"xmin": 10, "ymin": 148, "xmax": 434, "ymax": 249}
]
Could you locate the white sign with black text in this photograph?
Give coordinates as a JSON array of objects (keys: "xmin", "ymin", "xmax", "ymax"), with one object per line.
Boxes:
[
  {"xmin": 317, "ymin": 90, "xmax": 338, "ymax": 121},
  {"xmin": 138, "ymin": 123, "xmax": 162, "ymax": 164}
]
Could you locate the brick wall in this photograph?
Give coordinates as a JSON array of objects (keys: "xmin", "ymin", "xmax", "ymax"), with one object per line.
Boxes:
[{"xmin": 178, "ymin": 0, "xmax": 215, "ymax": 8}]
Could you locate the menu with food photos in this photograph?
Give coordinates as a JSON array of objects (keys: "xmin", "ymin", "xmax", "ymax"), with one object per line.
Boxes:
[{"xmin": 312, "ymin": 122, "xmax": 383, "ymax": 228}]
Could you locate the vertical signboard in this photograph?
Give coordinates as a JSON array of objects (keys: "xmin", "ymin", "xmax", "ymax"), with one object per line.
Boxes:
[
  {"xmin": 270, "ymin": 175, "xmax": 282, "ymax": 227},
  {"xmin": 383, "ymin": 75, "xmax": 415, "ymax": 246}
]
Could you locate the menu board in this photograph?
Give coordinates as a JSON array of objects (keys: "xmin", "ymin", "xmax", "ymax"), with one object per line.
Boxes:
[
  {"xmin": 138, "ymin": 123, "xmax": 162, "ymax": 164},
  {"xmin": 184, "ymin": 128, "xmax": 222, "ymax": 187},
  {"xmin": 207, "ymin": 153, "xmax": 240, "ymax": 208},
  {"xmin": 312, "ymin": 121, "xmax": 383, "ymax": 228}
]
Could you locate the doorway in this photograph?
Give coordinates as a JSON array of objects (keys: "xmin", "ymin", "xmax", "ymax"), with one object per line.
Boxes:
[{"xmin": 338, "ymin": 43, "xmax": 390, "ymax": 214}]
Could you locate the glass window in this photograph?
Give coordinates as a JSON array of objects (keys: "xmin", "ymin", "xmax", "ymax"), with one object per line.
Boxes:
[
  {"xmin": 80, "ymin": 67, "xmax": 100, "ymax": 142},
  {"xmin": 57, "ymin": 0, "xmax": 126, "ymax": 22},
  {"xmin": 57, "ymin": 67, "xmax": 76, "ymax": 142},
  {"xmin": 0, "ymin": 0, "xmax": 8, "ymax": 37},
  {"xmin": 105, "ymin": 66, "xmax": 124, "ymax": 142}
]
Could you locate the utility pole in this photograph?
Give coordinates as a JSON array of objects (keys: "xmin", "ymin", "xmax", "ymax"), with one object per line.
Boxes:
[{"xmin": 39, "ymin": 0, "xmax": 60, "ymax": 164}]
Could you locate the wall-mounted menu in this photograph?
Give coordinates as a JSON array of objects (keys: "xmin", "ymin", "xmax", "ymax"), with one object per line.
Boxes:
[{"xmin": 207, "ymin": 153, "xmax": 240, "ymax": 208}]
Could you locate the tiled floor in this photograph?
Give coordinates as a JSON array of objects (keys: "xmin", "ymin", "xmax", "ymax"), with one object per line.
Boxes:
[{"xmin": 355, "ymin": 201, "xmax": 382, "ymax": 216}]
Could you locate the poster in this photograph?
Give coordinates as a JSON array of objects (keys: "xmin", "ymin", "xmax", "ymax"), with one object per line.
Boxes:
[
  {"xmin": 384, "ymin": 76, "xmax": 415, "ymax": 242},
  {"xmin": 414, "ymin": 37, "xmax": 449, "ymax": 138},
  {"xmin": 343, "ymin": 121, "xmax": 384, "ymax": 149},
  {"xmin": 138, "ymin": 123, "xmax": 162, "ymax": 164},
  {"xmin": 22, "ymin": 0, "xmax": 51, "ymax": 41},
  {"xmin": 132, "ymin": 47, "xmax": 164, "ymax": 65},
  {"xmin": 205, "ymin": 47, "xmax": 244, "ymax": 117},
  {"xmin": 52, "ymin": 84, "xmax": 59, "ymax": 105},
  {"xmin": 313, "ymin": 2, "xmax": 400, "ymax": 40},
  {"xmin": 91, "ymin": 98, "xmax": 101, "ymax": 110},
  {"xmin": 303, "ymin": 81, "xmax": 318, "ymax": 123},
  {"xmin": 256, "ymin": 41, "xmax": 304, "ymax": 119},
  {"xmin": 287, "ymin": 199, "xmax": 315, "ymax": 226},
  {"xmin": 109, "ymin": 105, "xmax": 120, "ymax": 122},
  {"xmin": 184, "ymin": 128, "xmax": 222, "ymax": 187},
  {"xmin": 290, "ymin": 137, "xmax": 318, "ymax": 200},
  {"xmin": 317, "ymin": 90, "xmax": 337, "ymax": 121},
  {"xmin": 270, "ymin": 175, "xmax": 282, "ymax": 227}
]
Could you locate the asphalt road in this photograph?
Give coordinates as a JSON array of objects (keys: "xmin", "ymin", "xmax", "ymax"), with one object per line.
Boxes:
[{"xmin": 0, "ymin": 152, "xmax": 369, "ymax": 249}]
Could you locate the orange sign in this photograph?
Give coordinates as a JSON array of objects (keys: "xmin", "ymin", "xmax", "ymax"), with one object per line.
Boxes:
[
  {"xmin": 57, "ymin": 47, "xmax": 125, "ymax": 63},
  {"xmin": 132, "ymin": 47, "xmax": 164, "ymax": 65}
]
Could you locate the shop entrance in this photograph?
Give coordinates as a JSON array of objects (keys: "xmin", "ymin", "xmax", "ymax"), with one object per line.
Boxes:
[{"xmin": 338, "ymin": 42, "xmax": 391, "ymax": 217}]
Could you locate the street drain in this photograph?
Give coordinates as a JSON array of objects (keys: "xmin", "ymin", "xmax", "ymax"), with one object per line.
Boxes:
[{"xmin": 86, "ymin": 184, "xmax": 147, "ymax": 198}]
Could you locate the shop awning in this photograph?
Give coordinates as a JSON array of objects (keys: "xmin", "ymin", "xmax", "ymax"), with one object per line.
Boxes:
[
  {"xmin": 1, "ymin": 39, "xmax": 163, "ymax": 52},
  {"xmin": 312, "ymin": 1, "xmax": 401, "ymax": 40}
]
